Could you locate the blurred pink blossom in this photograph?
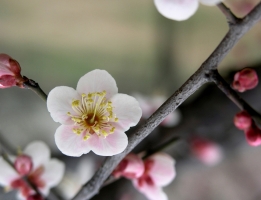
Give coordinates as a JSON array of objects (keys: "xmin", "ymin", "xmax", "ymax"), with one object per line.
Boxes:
[
  {"xmin": 234, "ymin": 111, "xmax": 252, "ymax": 130},
  {"xmin": 47, "ymin": 70, "xmax": 142, "ymax": 157},
  {"xmin": 113, "ymin": 153, "xmax": 144, "ymax": 179},
  {"xmin": 232, "ymin": 68, "xmax": 259, "ymax": 92},
  {"xmin": 191, "ymin": 138, "xmax": 223, "ymax": 166},
  {"xmin": 154, "ymin": 0, "xmax": 222, "ymax": 21},
  {"xmin": 132, "ymin": 153, "xmax": 176, "ymax": 200},
  {"xmin": 0, "ymin": 141, "xmax": 65, "ymax": 199},
  {"xmin": 0, "ymin": 53, "xmax": 24, "ymax": 88},
  {"xmin": 134, "ymin": 93, "xmax": 181, "ymax": 127}
]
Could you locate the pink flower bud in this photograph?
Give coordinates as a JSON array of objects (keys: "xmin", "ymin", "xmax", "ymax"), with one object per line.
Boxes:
[
  {"xmin": 0, "ymin": 53, "xmax": 24, "ymax": 88},
  {"xmin": 245, "ymin": 124, "xmax": 261, "ymax": 147},
  {"xmin": 234, "ymin": 111, "xmax": 252, "ymax": 130},
  {"xmin": 113, "ymin": 154, "xmax": 144, "ymax": 179},
  {"xmin": 14, "ymin": 155, "xmax": 33, "ymax": 176},
  {"xmin": 191, "ymin": 138, "xmax": 223, "ymax": 166},
  {"xmin": 232, "ymin": 68, "xmax": 259, "ymax": 92},
  {"xmin": 27, "ymin": 194, "xmax": 44, "ymax": 200}
]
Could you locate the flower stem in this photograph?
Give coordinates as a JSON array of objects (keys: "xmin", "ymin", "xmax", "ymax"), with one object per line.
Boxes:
[
  {"xmin": 217, "ymin": 2, "xmax": 240, "ymax": 25},
  {"xmin": 23, "ymin": 76, "xmax": 48, "ymax": 102}
]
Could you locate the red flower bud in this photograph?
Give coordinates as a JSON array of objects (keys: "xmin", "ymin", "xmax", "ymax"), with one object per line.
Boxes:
[
  {"xmin": 0, "ymin": 54, "xmax": 24, "ymax": 88},
  {"xmin": 14, "ymin": 155, "xmax": 33, "ymax": 176},
  {"xmin": 27, "ymin": 194, "xmax": 44, "ymax": 200},
  {"xmin": 232, "ymin": 68, "xmax": 258, "ymax": 92},
  {"xmin": 245, "ymin": 124, "xmax": 261, "ymax": 147},
  {"xmin": 234, "ymin": 111, "xmax": 252, "ymax": 130}
]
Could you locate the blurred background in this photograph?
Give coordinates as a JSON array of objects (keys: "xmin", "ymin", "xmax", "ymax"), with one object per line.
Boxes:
[{"xmin": 1, "ymin": 0, "xmax": 261, "ymax": 199}]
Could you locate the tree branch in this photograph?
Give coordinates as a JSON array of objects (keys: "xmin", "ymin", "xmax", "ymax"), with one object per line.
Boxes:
[
  {"xmin": 209, "ymin": 70, "xmax": 261, "ymax": 124},
  {"xmin": 72, "ymin": 2, "xmax": 261, "ymax": 200},
  {"xmin": 217, "ymin": 2, "xmax": 240, "ymax": 25}
]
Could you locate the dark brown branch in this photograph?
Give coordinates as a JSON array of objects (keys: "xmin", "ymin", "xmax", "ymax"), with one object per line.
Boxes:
[
  {"xmin": 217, "ymin": 2, "xmax": 240, "ymax": 25},
  {"xmin": 23, "ymin": 76, "xmax": 48, "ymax": 102},
  {"xmin": 209, "ymin": 70, "xmax": 261, "ymax": 124},
  {"xmin": 72, "ymin": 2, "xmax": 261, "ymax": 200}
]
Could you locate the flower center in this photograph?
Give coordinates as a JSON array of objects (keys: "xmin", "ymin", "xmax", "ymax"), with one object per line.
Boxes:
[{"xmin": 67, "ymin": 90, "xmax": 118, "ymax": 141}]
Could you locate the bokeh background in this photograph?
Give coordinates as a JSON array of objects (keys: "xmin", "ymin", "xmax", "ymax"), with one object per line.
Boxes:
[{"xmin": 1, "ymin": 0, "xmax": 261, "ymax": 199}]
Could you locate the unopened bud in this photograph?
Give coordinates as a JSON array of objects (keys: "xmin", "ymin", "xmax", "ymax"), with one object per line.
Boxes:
[
  {"xmin": 27, "ymin": 194, "xmax": 44, "ymax": 200},
  {"xmin": 0, "ymin": 54, "xmax": 24, "ymax": 88},
  {"xmin": 234, "ymin": 111, "xmax": 252, "ymax": 130},
  {"xmin": 191, "ymin": 138, "xmax": 223, "ymax": 166},
  {"xmin": 245, "ymin": 124, "xmax": 261, "ymax": 147},
  {"xmin": 232, "ymin": 68, "xmax": 258, "ymax": 92},
  {"xmin": 14, "ymin": 155, "xmax": 33, "ymax": 176}
]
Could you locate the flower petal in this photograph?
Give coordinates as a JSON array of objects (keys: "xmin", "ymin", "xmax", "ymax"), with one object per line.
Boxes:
[
  {"xmin": 23, "ymin": 141, "xmax": 50, "ymax": 170},
  {"xmin": 110, "ymin": 93, "xmax": 142, "ymax": 131},
  {"xmin": 133, "ymin": 179, "xmax": 168, "ymax": 200},
  {"xmin": 76, "ymin": 69, "xmax": 118, "ymax": 99},
  {"xmin": 55, "ymin": 125, "xmax": 91, "ymax": 157},
  {"xmin": 199, "ymin": 0, "xmax": 222, "ymax": 6},
  {"xmin": 147, "ymin": 153, "xmax": 176, "ymax": 187},
  {"xmin": 47, "ymin": 86, "xmax": 81, "ymax": 125},
  {"xmin": 41, "ymin": 159, "xmax": 65, "ymax": 190},
  {"xmin": 87, "ymin": 129, "xmax": 128, "ymax": 156},
  {"xmin": 0, "ymin": 157, "xmax": 18, "ymax": 186},
  {"xmin": 154, "ymin": 0, "xmax": 199, "ymax": 21}
]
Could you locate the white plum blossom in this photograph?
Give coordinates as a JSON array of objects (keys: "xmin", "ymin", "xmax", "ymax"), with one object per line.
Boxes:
[
  {"xmin": 154, "ymin": 0, "xmax": 222, "ymax": 21},
  {"xmin": 0, "ymin": 141, "xmax": 65, "ymax": 199},
  {"xmin": 47, "ymin": 69, "xmax": 142, "ymax": 157}
]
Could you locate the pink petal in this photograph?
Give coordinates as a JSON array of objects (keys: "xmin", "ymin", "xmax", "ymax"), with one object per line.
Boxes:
[
  {"xmin": 113, "ymin": 154, "xmax": 145, "ymax": 179},
  {"xmin": 55, "ymin": 125, "xmax": 91, "ymax": 157},
  {"xmin": 23, "ymin": 141, "xmax": 50, "ymax": 170},
  {"xmin": 199, "ymin": 0, "xmax": 222, "ymax": 6},
  {"xmin": 41, "ymin": 159, "xmax": 65, "ymax": 190},
  {"xmin": 110, "ymin": 93, "xmax": 142, "ymax": 131},
  {"xmin": 0, "ymin": 157, "xmax": 19, "ymax": 186},
  {"xmin": 0, "ymin": 54, "xmax": 14, "ymax": 76},
  {"xmin": 87, "ymin": 129, "xmax": 128, "ymax": 156},
  {"xmin": 147, "ymin": 153, "xmax": 176, "ymax": 187},
  {"xmin": 154, "ymin": 0, "xmax": 199, "ymax": 21},
  {"xmin": 133, "ymin": 179, "xmax": 168, "ymax": 200},
  {"xmin": 47, "ymin": 86, "xmax": 81, "ymax": 125},
  {"xmin": 76, "ymin": 70, "xmax": 118, "ymax": 100}
]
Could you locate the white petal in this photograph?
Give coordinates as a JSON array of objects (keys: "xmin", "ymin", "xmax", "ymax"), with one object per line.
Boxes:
[
  {"xmin": 147, "ymin": 153, "xmax": 176, "ymax": 187},
  {"xmin": 87, "ymin": 130, "xmax": 128, "ymax": 156},
  {"xmin": 133, "ymin": 179, "xmax": 168, "ymax": 200},
  {"xmin": 47, "ymin": 86, "xmax": 81, "ymax": 125},
  {"xmin": 110, "ymin": 93, "xmax": 142, "ymax": 131},
  {"xmin": 0, "ymin": 157, "xmax": 18, "ymax": 186},
  {"xmin": 199, "ymin": 0, "xmax": 222, "ymax": 6},
  {"xmin": 154, "ymin": 0, "xmax": 199, "ymax": 21},
  {"xmin": 55, "ymin": 125, "xmax": 91, "ymax": 157},
  {"xmin": 23, "ymin": 141, "xmax": 50, "ymax": 170},
  {"xmin": 76, "ymin": 70, "xmax": 118, "ymax": 99},
  {"xmin": 42, "ymin": 159, "xmax": 65, "ymax": 190}
]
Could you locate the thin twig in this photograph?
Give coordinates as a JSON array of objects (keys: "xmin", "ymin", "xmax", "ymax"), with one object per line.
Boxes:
[
  {"xmin": 71, "ymin": 2, "xmax": 261, "ymax": 200},
  {"xmin": 23, "ymin": 76, "xmax": 48, "ymax": 102},
  {"xmin": 209, "ymin": 70, "xmax": 261, "ymax": 124},
  {"xmin": 143, "ymin": 136, "xmax": 180, "ymax": 159},
  {"xmin": 217, "ymin": 2, "xmax": 240, "ymax": 25}
]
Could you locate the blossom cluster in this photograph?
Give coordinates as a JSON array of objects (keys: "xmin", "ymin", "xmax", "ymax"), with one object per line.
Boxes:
[
  {"xmin": 113, "ymin": 153, "xmax": 176, "ymax": 200},
  {"xmin": 0, "ymin": 141, "xmax": 65, "ymax": 200}
]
